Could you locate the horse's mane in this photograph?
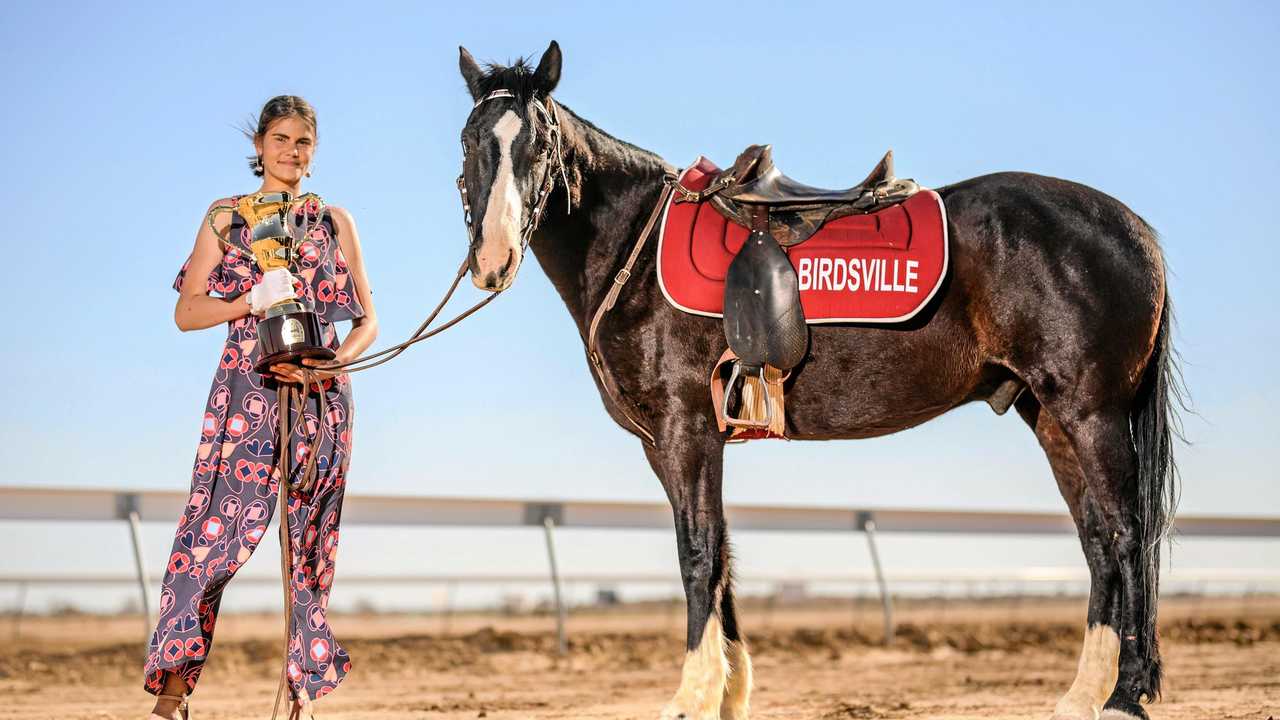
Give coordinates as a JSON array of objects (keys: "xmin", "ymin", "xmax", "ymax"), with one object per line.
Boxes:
[
  {"xmin": 473, "ymin": 57, "xmax": 665, "ymax": 170},
  {"xmin": 476, "ymin": 58, "xmax": 541, "ymax": 103}
]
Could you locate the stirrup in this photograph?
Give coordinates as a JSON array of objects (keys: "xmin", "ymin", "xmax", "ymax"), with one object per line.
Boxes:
[
  {"xmin": 156, "ymin": 694, "xmax": 190, "ymax": 720},
  {"xmin": 721, "ymin": 362, "xmax": 773, "ymax": 430}
]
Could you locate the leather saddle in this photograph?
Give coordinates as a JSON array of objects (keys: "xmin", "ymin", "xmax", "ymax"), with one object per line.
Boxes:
[
  {"xmin": 690, "ymin": 144, "xmax": 921, "ymax": 434},
  {"xmin": 695, "ymin": 144, "xmax": 920, "ymax": 246}
]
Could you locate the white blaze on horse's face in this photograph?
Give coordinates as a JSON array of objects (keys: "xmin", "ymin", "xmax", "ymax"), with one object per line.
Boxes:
[{"xmin": 474, "ymin": 110, "xmax": 525, "ymax": 291}]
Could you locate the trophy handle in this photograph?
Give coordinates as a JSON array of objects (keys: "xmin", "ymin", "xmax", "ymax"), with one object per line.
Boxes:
[{"xmin": 204, "ymin": 204, "xmax": 238, "ymax": 252}]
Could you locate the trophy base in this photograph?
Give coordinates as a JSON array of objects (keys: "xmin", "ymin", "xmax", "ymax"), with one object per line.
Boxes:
[
  {"xmin": 256, "ymin": 346, "xmax": 338, "ymax": 375},
  {"xmin": 254, "ymin": 303, "xmax": 337, "ymax": 374}
]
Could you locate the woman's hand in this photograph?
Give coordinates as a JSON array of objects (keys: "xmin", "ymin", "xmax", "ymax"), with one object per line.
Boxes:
[
  {"xmin": 269, "ymin": 357, "xmax": 346, "ymax": 385},
  {"xmin": 268, "ymin": 362, "xmax": 308, "ymax": 385},
  {"xmin": 248, "ymin": 268, "xmax": 298, "ymax": 316},
  {"xmin": 301, "ymin": 356, "xmax": 347, "ymax": 381}
]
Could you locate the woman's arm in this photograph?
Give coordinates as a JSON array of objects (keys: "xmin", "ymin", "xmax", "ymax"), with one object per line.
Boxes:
[
  {"xmin": 326, "ymin": 206, "xmax": 379, "ymax": 362},
  {"xmin": 174, "ymin": 199, "xmax": 251, "ymax": 331},
  {"xmin": 277, "ymin": 206, "xmax": 380, "ymax": 383},
  {"xmin": 272, "ymin": 204, "xmax": 376, "ymax": 384}
]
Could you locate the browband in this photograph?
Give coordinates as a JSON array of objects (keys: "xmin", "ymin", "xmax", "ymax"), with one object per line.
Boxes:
[{"xmin": 474, "ymin": 89, "xmax": 515, "ymax": 107}]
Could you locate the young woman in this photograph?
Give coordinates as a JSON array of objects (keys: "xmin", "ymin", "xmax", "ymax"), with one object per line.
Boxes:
[{"xmin": 146, "ymin": 95, "xmax": 377, "ymax": 720}]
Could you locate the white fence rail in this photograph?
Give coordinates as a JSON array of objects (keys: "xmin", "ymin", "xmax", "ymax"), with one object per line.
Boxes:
[
  {"xmin": 3, "ymin": 486, "xmax": 1278, "ymax": 647},
  {"xmin": 6, "ymin": 486, "xmax": 1279, "ymax": 535}
]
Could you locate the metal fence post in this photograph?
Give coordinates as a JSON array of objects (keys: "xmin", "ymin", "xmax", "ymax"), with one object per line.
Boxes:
[
  {"xmin": 118, "ymin": 493, "xmax": 154, "ymax": 641},
  {"xmin": 857, "ymin": 511, "xmax": 894, "ymax": 646},
  {"xmin": 12, "ymin": 581, "xmax": 27, "ymax": 640},
  {"xmin": 526, "ymin": 503, "xmax": 567, "ymax": 656},
  {"xmin": 542, "ymin": 516, "xmax": 567, "ymax": 655}
]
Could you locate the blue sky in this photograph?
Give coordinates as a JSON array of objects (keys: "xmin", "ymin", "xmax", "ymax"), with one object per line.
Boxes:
[{"xmin": 0, "ymin": 2, "xmax": 1275, "ymax": 598}]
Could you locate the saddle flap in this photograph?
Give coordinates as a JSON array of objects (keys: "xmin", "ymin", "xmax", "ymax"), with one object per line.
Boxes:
[{"xmin": 723, "ymin": 230, "xmax": 809, "ymax": 371}]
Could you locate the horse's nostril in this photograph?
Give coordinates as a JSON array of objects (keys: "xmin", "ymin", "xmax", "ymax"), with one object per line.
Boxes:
[{"xmin": 501, "ymin": 248, "xmax": 515, "ymax": 275}]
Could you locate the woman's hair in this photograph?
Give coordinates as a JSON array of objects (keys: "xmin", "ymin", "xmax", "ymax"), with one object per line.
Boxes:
[{"xmin": 243, "ymin": 95, "xmax": 318, "ymax": 177}]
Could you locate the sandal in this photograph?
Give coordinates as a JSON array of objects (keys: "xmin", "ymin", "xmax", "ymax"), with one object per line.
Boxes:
[{"xmin": 153, "ymin": 693, "xmax": 190, "ymax": 720}]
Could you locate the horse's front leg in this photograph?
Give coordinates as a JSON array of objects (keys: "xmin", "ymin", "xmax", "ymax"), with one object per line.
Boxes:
[{"xmin": 644, "ymin": 424, "xmax": 749, "ymax": 720}]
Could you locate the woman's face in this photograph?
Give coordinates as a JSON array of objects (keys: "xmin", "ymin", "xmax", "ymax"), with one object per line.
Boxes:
[{"xmin": 254, "ymin": 116, "xmax": 315, "ymax": 186}]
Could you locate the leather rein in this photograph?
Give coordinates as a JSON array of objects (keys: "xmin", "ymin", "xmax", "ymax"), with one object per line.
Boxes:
[
  {"xmin": 312, "ymin": 89, "xmax": 566, "ymax": 377},
  {"xmin": 336, "ymin": 86, "xmax": 665, "ymax": 447},
  {"xmin": 265, "ymin": 86, "xmax": 675, "ymax": 716},
  {"xmin": 266, "ymin": 88, "xmax": 567, "ymax": 718}
]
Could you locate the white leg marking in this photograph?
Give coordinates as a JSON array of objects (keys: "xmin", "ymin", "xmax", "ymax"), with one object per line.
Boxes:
[
  {"xmin": 1097, "ymin": 711, "xmax": 1143, "ymax": 719},
  {"xmin": 1052, "ymin": 624, "xmax": 1121, "ymax": 720},
  {"xmin": 662, "ymin": 614, "xmax": 729, "ymax": 720},
  {"xmin": 477, "ymin": 110, "xmax": 524, "ymax": 279},
  {"xmin": 720, "ymin": 638, "xmax": 753, "ymax": 720}
]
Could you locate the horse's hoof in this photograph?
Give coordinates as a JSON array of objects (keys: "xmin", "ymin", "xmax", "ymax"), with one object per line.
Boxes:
[
  {"xmin": 660, "ymin": 703, "xmax": 720, "ymax": 720},
  {"xmin": 1051, "ymin": 693, "xmax": 1101, "ymax": 720},
  {"xmin": 1099, "ymin": 710, "xmax": 1148, "ymax": 720}
]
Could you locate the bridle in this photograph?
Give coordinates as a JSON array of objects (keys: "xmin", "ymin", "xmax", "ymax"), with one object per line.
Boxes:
[
  {"xmin": 456, "ymin": 89, "xmax": 662, "ymax": 445},
  {"xmin": 306, "ymin": 89, "xmax": 571, "ymax": 376},
  {"xmin": 456, "ymin": 88, "xmax": 571, "ymax": 266}
]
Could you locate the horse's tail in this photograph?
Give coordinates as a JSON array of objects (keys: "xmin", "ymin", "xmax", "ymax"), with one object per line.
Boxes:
[{"xmin": 1130, "ymin": 286, "xmax": 1184, "ymax": 700}]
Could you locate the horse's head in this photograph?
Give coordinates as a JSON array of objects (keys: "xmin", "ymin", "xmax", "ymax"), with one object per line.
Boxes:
[{"xmin": 458, "ymin": 41, "xmax": 564, "ymax": 292}]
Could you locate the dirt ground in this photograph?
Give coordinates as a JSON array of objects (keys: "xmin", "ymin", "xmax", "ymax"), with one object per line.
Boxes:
[{"xmin": 1, "ymin": 595, "xmax": 1276, "ymax": 719}]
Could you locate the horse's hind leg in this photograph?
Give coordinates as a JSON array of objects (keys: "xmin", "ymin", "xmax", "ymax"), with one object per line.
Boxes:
[
  {"xmin": 644, "ymin": 427, "xmax": 747, "ymax": 720},
  {"xmin": 1018, "ymin": 396, "xmax": 1122, "ymax": 719},
  {"xmin": 1027, "ymin": 392, "xmax": 1164, "ymax": 719},
  {"xmin": 1068, "ymin": 413, "xmax": 1163, "ymax": 720}
]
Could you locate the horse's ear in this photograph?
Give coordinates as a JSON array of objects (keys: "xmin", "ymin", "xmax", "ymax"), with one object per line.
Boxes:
[
  {"xmin": 533, "ymin": 40, "xmax": 561, "ymax": 96},
  {"xmin": 459, "ymin": 46, "xmax": 485, "ymax": 101}
]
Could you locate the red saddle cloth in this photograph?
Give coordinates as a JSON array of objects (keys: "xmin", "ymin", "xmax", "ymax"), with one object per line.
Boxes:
[{"xmin": 657, "ymin": 157, "xmax": 948, "ymax": 322}]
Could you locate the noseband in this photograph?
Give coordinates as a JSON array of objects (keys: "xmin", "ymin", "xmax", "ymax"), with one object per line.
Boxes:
[{"xmin": 457, "ymin": 88, "xmax": 571, "ymax": 261}]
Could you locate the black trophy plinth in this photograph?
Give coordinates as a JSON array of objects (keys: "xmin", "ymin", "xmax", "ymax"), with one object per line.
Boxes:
[{"xmin": 254, "ymin": 300, "xmax": 336, "ymax": 373}]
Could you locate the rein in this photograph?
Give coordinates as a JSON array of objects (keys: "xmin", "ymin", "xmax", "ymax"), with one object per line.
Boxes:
[
  {"xmin": 318, "ymin": 89, "xmax": 567, "ymax": 376},
  {"xmin": 248, "ymin": 86, "xmax": 684, "ymax": 713}
]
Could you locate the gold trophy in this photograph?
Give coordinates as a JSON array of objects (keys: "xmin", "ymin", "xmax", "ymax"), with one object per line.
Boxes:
[{"xmin": 237, "ymin": 191, "xmax": 335, "ymax": 373}]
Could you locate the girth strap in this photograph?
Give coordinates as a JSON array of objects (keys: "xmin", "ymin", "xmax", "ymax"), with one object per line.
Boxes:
[{"xmin": 585, "ymin": 179, "xmax": 676, "ymax": 446}]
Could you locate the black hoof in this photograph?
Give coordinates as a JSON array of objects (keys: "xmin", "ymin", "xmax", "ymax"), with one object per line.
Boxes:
[{"xmin": 1100, "ymin": 701, "xmax": 1150, "ymax": 720}]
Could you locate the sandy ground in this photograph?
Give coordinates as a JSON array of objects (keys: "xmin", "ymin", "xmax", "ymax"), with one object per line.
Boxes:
[{"xmin": 1, "ymin": 596, "xmax": 1276, "ymax": 719}]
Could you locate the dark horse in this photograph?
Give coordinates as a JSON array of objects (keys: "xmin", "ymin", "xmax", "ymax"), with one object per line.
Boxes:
[{"xmin": 456, "ymin": 41, "xmax": 1179, "ymax": 720}]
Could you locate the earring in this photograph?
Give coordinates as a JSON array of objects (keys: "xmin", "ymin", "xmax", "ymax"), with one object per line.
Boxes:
[
  {"xmin": 254, "ymin": 155, "xmax": 263, "ymax": 173},
  {"xmin": 305, "ymin": 168, "xmax": 312, "ymax": 178}
]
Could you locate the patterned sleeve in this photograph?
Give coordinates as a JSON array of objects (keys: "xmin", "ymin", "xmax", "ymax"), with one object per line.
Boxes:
[
  {"xmin": 310, "ymin": 209, "xmax": 366, "ymax": 324},
  {"xmin": 172, "ymin": 245, "xmax": 255, "ymax": 300},
  {"xmin": 174, "ymin": 201, "xmax": 255, "ymax": 299}
]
